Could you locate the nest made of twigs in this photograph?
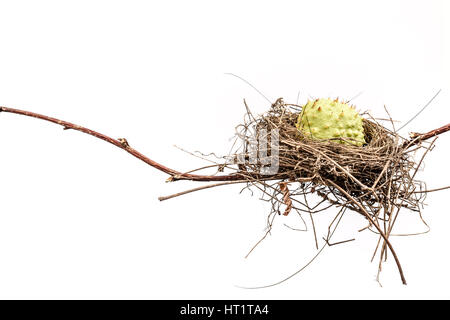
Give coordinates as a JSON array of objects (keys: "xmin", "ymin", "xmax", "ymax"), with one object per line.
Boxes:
[
  {"xmin": 221, "ymin": 98, "xmax": 433, "ymax": 285},
  {"xmin": 232, "ymin": 98, "xmax": 427, "ymax": 217}
]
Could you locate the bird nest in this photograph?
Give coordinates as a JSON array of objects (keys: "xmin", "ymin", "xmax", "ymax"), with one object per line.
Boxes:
[
  {"xmin": 232, "ymin": 98, "xmax": 426, "ymax": 216},
  {"xmin": 182, "ymin": 98, "xmax": 434, "ymax": 286}
]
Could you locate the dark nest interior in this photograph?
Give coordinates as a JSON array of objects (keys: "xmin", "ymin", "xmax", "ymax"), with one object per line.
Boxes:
[{"xmin": 181, "ymin": 98, "xmax": 435, "ymax": 286}]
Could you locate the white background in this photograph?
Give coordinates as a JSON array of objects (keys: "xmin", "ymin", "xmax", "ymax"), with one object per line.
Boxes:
[{"xmin": 0, "ymin": 0, "xmax": 448, "ymax": 299}]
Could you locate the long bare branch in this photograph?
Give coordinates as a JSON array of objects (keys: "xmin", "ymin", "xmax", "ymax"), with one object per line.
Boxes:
[{"xmin": 0, "ymin": 106, "xmax": 263, "ymax": 182}]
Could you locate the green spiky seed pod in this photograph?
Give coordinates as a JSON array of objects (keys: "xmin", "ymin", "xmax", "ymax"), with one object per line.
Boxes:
[{"xmin": 296, "ymin": 98, "xmax": 366, "ymax": 146}]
